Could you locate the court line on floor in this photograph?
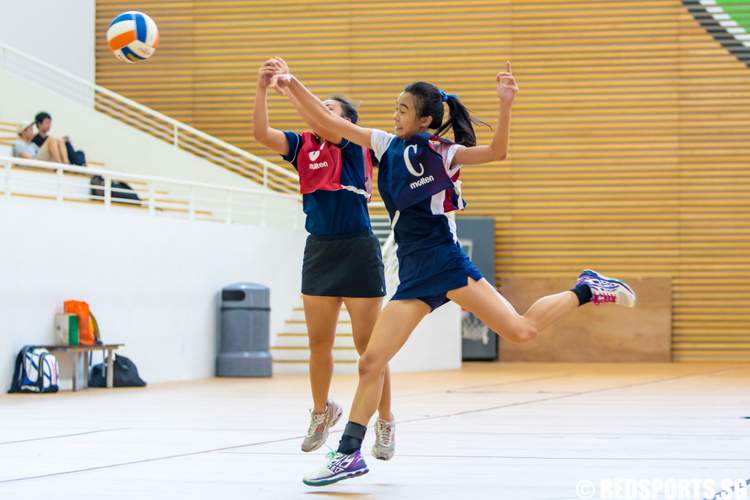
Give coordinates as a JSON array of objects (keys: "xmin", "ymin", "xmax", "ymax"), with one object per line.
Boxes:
[
  {"xmin": 399, "ymin": 373, "xmax": 575, "ymax": 397},
  {"xmin": 0, "ymin": 366, "xmax": 737, "ymax": 484},
  {"xmin": 0, "ymin": 433, "xmax": 309, "ymax": 484},
  {"xmin": 0, "ymin": 428, "xmax": 130, "ymax": 446},
  {"xmin": 396, "ymin": 366, "xmax": 742, "ymax": 425},
  {"xmin": 444, "ymin": 373, "xmax": 576, "ymax": 391}
]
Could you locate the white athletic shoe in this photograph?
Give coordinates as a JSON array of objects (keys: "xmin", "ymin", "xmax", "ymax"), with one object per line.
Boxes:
[
  {"xmin": 371, "ymin": 417, "xmax": 395, "ymax": 460},
  {"xmin": 301, "ymin": 400, "xmax": 343, "ymax": 452},
  {"xmin": 303, "ymin": 449, "xmax": 369, "ymax": 486}
]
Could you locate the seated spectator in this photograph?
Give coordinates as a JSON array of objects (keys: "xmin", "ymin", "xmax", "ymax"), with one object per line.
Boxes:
[
  {"xmin": 13, "ymin": 122, "xmax": 69, "ymax": 163},
  {"xmin": 33, "ymin": 112, "xmax": 86, "ymax": 166}
]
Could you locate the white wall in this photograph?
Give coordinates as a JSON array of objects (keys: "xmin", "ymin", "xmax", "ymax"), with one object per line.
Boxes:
[
  {"xmin": 391, "ymin": 302, "xmax": 462, "ymax": 373},
  {"xmin": 0, "ymin": 196, "xmax": 307, "ymax": 388},
  {"xmin": 0, "ymin": 0, "xmax": 95, "ymax": 83}
]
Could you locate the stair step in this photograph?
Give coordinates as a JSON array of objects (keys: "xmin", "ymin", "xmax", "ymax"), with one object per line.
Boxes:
[
  {"xmin": 273, "ymin": 335, "xmax": 356, "ymax": 349},
  {"xmin": 272, "ymin": 345, "xmax": 355, "ymax": 351},
  {"xmin": 272, "ymin": 361, "xmax": 357, "ymax": 374},
  {"xmin": 288, "ymin": 311, "xmax": 351, "ymax": 322},
  {"xmin": 286, "ymin": 318, "xmax": 351, "ymax": 325},
  {"xmin": 271, "ymin": 348, "xmax": 358, "ymax": 362},
  {"xmin": 277, "ymin": 332, "xmax": 353, "ymax": 338},
  {"xmin": 274, "ymin": 295, "xmax": 366, "ymax": 371},
  {"xmin": 282, "ymin": 323, "xmax": 353, "ymax": 335},
  {"xmin": 292, "ymin": 306, "xmax": 350, "ymax": 313}
]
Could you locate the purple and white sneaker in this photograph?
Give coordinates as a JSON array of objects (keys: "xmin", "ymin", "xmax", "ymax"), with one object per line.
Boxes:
[
  {"xmin": 302, "ymin": 449, "xmax": 369, "ymax": 487},
  {"xmin": 576, "ymin": 269, "xmax": 636, "ymax": 308}
]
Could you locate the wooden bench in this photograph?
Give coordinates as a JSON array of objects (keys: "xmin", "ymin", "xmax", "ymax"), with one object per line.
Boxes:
[{"xmin": 38, "ymin": 344, "xmax": 124, "ymax": 391}]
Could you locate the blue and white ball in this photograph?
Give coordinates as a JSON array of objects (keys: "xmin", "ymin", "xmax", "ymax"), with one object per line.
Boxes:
[{"xmin": 106, "ymin": 11, "xmax": 159, "ymax": 63}]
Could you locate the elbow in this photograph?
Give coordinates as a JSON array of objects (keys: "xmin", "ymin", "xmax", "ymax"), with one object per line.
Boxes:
[
  {"xmin": 488, "ymin": 143, "xmax": 507, "ymax": 162},
  {"xmin": 494, "ymin": 148, "xmax": 507, "ymax": 161}
]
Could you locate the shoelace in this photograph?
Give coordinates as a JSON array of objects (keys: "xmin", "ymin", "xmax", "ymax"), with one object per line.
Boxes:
[
  {"xmin": 376, "ymin": 420, "xmax": 393, "ymax": 446},
  {"xmin": 306, "ymin": 411, "xmax": 327, "ymax": 437}
]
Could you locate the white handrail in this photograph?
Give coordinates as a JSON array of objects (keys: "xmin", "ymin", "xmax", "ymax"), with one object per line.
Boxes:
[
  {"xmin": 0, "ymin": 42, "xmax": 298, "ymax": 192},
  {"xmin": 0, "ymin": 156, "xmax": 302, "ymax": 229},
  {"xmin": 0, "ymin": 156, "xmax": 299, "ymax": 200}
]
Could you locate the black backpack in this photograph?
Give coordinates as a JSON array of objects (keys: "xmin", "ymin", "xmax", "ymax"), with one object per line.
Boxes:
[
  {"xmin": 89, "ymin": 354, "xmax": 146, "ymax": 388},
  {"xmin": 64, "ymin": 140, "xmax": 87, "ymax": 166},
  {"xmin": 90, "ymin": 176, "xmax": 141, "ymax": 204}
]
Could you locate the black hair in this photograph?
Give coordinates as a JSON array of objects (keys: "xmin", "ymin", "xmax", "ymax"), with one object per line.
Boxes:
[
  {"xmin": 328, "ymin": 95, "xmax": 358, "ymax": 124},
  {"xmin": 35, "ymin": 111, "xmax": 51, "ymax": 125},
  {"xmin": 402, "ymin": 82, "xmax": 488, "ymax": 147},
  {"xmin": 327, "ymin": 95, "xmax": 378, "ymax": 166}
]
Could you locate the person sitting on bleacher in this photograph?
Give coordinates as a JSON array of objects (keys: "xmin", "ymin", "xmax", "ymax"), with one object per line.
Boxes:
[
  {"xmin": 12, "ymin": 122, "xmax": 69, "ymax": 163},
  {"xmin": 32, "ymin": 112, "xmax": 86, "ymax": 166}
]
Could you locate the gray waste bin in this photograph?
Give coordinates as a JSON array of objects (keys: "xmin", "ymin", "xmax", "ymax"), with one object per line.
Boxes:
[{"xmin": 216, "ymin": 283, "xmax": 272, "ymax": 377}]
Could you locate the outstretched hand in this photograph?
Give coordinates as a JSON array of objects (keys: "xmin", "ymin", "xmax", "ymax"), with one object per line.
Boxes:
[
  {"xmin": 258, "ymin": 57, "xmax": 290, "ymax": 94},
  {"xmin": 496, "ymin": 61, "xmax": 519, "ymax": 105},
  {"xmin": 258, "ymin": 59, "xmax": 278, "ymax": 89},
  {"xmin": 266, "ymin": 57, "xmax": 291, "ymax": 96},
  {"xmin": 270, "ymin": 72, "xmax": 293, "ymax": 96}
]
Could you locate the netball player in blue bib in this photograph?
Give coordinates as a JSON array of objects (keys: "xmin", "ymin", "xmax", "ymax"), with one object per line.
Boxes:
[
  {"xmin": 253, "ymin": 59, "xmax": 395, "ymax": 460},
  {"xmin": 271, "ymin": 60, "xmax": 637, "ymax": 486}
]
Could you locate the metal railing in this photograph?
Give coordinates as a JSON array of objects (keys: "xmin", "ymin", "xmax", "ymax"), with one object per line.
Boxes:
[
  {"xmin": 0, "ymin": 42, "xmax": 298, "ymax": 193},
  {"xmin": 0, "ymin": 156, "xmax": 302, "ymax": 228}
]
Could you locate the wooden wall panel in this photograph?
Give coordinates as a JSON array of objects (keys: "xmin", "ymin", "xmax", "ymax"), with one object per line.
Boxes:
[{"xmin": 96, "ymin": 1, "xmax": 750, "ymax": 361}]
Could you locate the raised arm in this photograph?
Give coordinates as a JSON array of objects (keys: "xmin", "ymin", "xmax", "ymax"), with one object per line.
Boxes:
[
  {"xmin": 453, "ymin": 61, "xmax": 519, "ymax": 166},
  {"xmin": 252, "ymin": 60, "xmax": 289, "ymax": 155},
  {"xmin": 262, "ymin": 58, "xmax": 345, "ymax": 143},
  {"xmin": 286, "ymin": 93, "xmax": 344, "ymax": 145},
  {"xmin": 273, "ymin": 70, "xmax": 374, "ymax": 150}
]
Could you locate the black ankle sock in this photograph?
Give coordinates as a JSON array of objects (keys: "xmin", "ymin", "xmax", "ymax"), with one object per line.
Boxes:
[
  {"xmin": 571, "ymin": 283, "xmax": 592, "ymax": 306},
  {"xmin": 337, "ymin": 421, "xmax": 367, "ymax": 454}
]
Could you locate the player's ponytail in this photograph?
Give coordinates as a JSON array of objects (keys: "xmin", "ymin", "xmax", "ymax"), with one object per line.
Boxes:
[{"xmin": 403, "ymin": 82, "xmax": 488, "ymax": 147}]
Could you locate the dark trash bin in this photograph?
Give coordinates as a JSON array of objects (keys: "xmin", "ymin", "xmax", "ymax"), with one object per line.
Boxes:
[{"xmin": 216, "ymin": 283, "xmax": 272, "ymax": 377}]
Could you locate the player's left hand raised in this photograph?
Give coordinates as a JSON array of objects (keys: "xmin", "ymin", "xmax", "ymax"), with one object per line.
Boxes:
[{"xmin": 496, "ymin": 61, "xmax": 519, "ymax": 105}]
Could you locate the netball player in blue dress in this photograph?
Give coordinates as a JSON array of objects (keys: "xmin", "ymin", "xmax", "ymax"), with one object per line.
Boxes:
[
  {"xmin": 270, "ymin": 60, "xmax": 636, "ymax": 486},
  {"xmin": 253, "ymin": 59, "xmax": 395, "ymax": 460}
]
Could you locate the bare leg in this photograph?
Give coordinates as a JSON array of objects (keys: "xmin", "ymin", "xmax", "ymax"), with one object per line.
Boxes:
[
  {"xmin": 349, "ymin": 299, "xmax": 430, "ymax": 425},
  {"xmin": 44, "ymin": 139, "xmax": 62, "ymax": 163},
  {"xmin": 343, "ymin": 297, "xmax": 392, "ymax": 421},
  {"xmin": 303, "ymin": 294, "xmax": 343, "ymax": 413},
  {"xmin": 447, "ymin": 277, "xmax": 579, "ymax": 343},
  {"xmin": 50, "ymin": 138, "xmax": 68, "ymax": 164},
  {"xmin": 58, "ymin": 139, "xmax": 69, "ymax": 164}
]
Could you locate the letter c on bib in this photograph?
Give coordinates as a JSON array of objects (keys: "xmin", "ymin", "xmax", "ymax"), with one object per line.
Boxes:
[{"xmin": 403, "ymin": 144, "xmax": 425, "ymax": 177}]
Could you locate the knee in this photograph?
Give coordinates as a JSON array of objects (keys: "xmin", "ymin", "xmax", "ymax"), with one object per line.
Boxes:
[
  {"xmin": 308, "ymin": 334, "xmax": 334, "ymax": 354},
  {"xmin": 358, "ymin": 352, "xmax": 386, "ymax": 380},
  {"xmin": 506, "ymin": 321, "xmax": 538, "ymax": 343}
]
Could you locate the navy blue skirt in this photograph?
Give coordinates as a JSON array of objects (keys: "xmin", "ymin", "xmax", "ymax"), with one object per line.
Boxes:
[{"xmin": 392, "ymin": 241, "xmax": 483, "ymax": 310}]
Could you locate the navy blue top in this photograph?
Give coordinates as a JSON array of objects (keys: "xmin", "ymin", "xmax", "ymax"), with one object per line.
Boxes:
[
  {"xmin": 370, "ymin": 129, "xmax": 465, "ymax": 257},
  {"xmin": 282, "ymin": 131, "xmax": 371, "ymax": 236}
]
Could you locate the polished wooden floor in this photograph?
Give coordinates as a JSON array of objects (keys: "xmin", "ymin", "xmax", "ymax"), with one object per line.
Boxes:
[{"xmin": 1, "ymin": 363, "xmax": 749, "ymax": 500}]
